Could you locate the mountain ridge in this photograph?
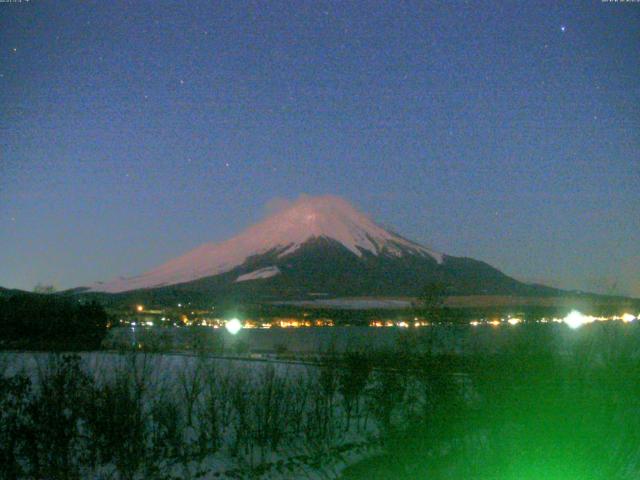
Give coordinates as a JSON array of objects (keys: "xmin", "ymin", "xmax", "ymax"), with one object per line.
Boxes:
[
  {"xmin": 85, "ymin": 194, "xmax": 560, "ymax": 300},
  {"xmin": 89, "ymin": 195, "xmax": 442, "ymax": 293}
]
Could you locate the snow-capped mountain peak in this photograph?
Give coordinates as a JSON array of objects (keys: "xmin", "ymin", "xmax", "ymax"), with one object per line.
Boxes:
[{"xmin": 89, "ymin": 195, "xmax": 442, "ymax": 293}]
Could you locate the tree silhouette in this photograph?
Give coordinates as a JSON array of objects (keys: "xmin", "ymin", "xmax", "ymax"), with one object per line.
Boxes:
[{"xmin": 415, "ymin": 281, "xmax": 448, "ymax": 321}]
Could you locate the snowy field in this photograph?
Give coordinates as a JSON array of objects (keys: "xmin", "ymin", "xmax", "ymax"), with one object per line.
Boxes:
[
  {"xmin": 0, "ymin": 351, "xmax": 380, "ymax": 480},
  {"xmin": 2, "ymin": 322, "xmax": 639, "ymax": 479}
]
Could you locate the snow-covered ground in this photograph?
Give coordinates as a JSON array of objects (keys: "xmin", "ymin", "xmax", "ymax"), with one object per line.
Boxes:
[
  {"xmin": 4, "ymin": 323, "xmax": 638, "ymax": 479},
  {"xmin": 0, "ymin": 351, "xmax": 380, "ymax": 479}
]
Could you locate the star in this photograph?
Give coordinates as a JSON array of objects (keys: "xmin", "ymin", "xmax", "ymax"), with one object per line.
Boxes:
[
  {"xmin": 12, "ymin": 47, "xmax": 17, "ymax": 53},
  {"xmin": 179, "ymin": 79, "xmax": 185, "ymax": 85},
  {"xmin": 560, "ymin": 25, "xmax": 566, "ymax": 33}
]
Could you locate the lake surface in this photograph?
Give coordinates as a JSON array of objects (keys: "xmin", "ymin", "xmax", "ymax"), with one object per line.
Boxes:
[{"xmin": 103, "ymin": 322, "xmax": 640, "ymax": 356}]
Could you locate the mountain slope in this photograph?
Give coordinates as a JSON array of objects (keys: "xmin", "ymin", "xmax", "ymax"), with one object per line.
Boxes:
[
  {"xmin": 89, "ymin": 195, "xmax": 442, "ymax": 293},
  {"xmin": 87, "ymin": 194, "xmax": 553, "ymax": 299}
]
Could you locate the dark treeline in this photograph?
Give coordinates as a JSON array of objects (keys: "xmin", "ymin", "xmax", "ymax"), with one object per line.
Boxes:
[
  {"xmin": 215, "ymin": 304, "xmax": 569, "ymax": 325},
  {"xmin": 0, "ymin": 293, "xmax": 109, "ymax": 350},
  {"xmin": 73, "ymin": 285, "xmax": 639, "ymax": 324},
  {"xmin": 221, "ymin": 303, "xmax": 638, "ymax": 325}
]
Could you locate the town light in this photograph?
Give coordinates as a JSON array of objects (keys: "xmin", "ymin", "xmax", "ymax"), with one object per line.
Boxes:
[
  {"xmin": 563, "ymin": 310, "xmax": 591, "ymax": 329},
  {"xmin": 136, "ymin": 305, "xmax": 144, "ymax": 312},
  {"xmin": 225, "ymin": 318, "xmax": 242, "ymax": 335},
  {"xmin": 621, "ymin": 313, "xmax": 636, "ymax": 323}
]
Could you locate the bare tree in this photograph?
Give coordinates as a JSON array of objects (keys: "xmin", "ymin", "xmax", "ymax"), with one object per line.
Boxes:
[
  {"xmin": 414, "ymin": 281, "xmax": 448, "ymax": 321},
  {"xmin": 339, "ymin": 351, "xmax": 371, "ymax": 431},
  {"xmin": 177, "ymin": 358, "xmax": 204, "ymax": 428}
]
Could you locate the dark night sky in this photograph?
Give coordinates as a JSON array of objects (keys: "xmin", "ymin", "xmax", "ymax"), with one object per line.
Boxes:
[{"xmin": 1, "ymin": 1, "xmax": 638, "ymax": 296}]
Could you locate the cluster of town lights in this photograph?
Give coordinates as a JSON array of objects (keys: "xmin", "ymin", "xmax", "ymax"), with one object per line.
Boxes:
[
  {"xmin": 464, "ymin": 311, "xmax": 637, "ymax": 329},
  {"xmin": 131, "ymin": 304, "xmax": 637, "ymax": 331},
  {"xmin": 562, "ymin": 310, "xmax": 637, "ymax": 329}
]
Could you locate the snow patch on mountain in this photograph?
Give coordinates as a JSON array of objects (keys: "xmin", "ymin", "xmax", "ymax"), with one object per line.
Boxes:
[
  {"xmin": 89, "ymin": 195, "xmax": 442, "ymax": 293},
  {"xmin": 235, "ymin": 266, "xmax": 280, "ymax": 282}
]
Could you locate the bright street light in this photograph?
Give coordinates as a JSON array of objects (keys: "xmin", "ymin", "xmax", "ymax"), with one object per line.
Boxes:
[
  {"xmin": 225, "ymin": 318, "xmax": 242, "ymax": 335},
  {"xmin": 563, "ymin": 310, "xmax": 591, "ymax": 329}
]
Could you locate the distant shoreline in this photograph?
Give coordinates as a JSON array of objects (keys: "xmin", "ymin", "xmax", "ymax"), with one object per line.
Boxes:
[{"xmin": 274, "ymin": 294, "xmax": 639, "ymax": 310}]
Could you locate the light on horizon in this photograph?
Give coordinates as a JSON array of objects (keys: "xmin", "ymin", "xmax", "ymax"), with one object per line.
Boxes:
[
  {"xmin": 225, "ymin": 318, "xmax": 242, "ymax": 335},
  {"xmin": 563, "ymin": 310, "xmax": 592, "ymax": 329}
]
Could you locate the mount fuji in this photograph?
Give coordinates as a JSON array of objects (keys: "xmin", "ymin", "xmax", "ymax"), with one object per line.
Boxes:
[{"xmin": 86, "ymin": 195, "xmax": 553, "ymax": 300}]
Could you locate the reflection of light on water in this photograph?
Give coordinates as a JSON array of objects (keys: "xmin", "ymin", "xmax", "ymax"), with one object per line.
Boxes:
[{"xmin": 225, "ymin": 318, "xmax": 242, "ymax": 335}]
